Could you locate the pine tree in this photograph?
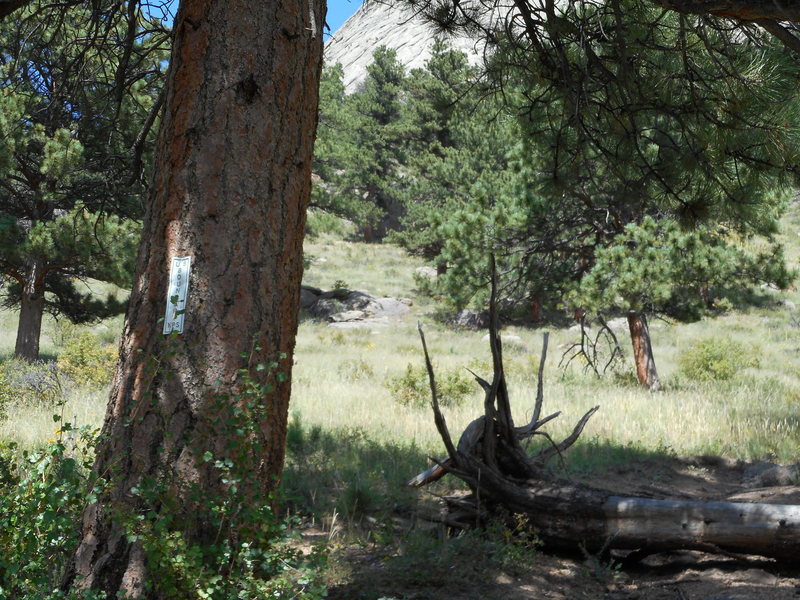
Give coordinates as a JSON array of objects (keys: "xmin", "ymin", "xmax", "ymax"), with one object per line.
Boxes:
[
  {"xmin": 505, "ymin": 2, "xmax": 800, "ymax": 388},
  {"xmin": 389, "ymin": 42, "xmax": 585, "ymax": 317},
  {"xmin": 65, "ymin": 0, "xmax": 325, "ymax": 592},
  {"xmin": 390, "ymin": 40, "xmax": 489, "ymax": 263},
  {"xmin": 410, "ymin": 1, "xmax": 800, "ymax": 387},
  {"xmin": 313, "ymin": 46, "xmax": 412, "ymax": 239},
  {"xmin": 311, "ymin": 63, "xmax": 382, "ymax": 228},
  {"xmin": 0, "ymin": 2, "xmax": 168, "ymax": 359}
]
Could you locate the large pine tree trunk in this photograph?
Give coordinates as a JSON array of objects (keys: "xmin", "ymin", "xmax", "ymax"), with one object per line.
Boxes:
[
  {"xmin": 65, "ymin": 0, "xmax": 324, "ymax": 596},
  {"xmin": 627, "ymin": 311, "xmax": 661, "ymax": 391},
  {"xmin": 13, "ymin": 258, "xmax": 45, "ymax": 361}
]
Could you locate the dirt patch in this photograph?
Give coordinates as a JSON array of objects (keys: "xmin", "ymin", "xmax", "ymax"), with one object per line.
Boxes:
[{"xmin": 319, "ymin": 456, "xmax": 800, "ymax": 600}]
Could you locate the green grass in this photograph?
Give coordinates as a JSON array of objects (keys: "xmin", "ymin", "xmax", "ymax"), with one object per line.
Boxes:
[
  {"xmin": 291, "ymin": 302, "xmax": 800, "ymax": 464},
  {"xmin": 298, "ymin": 212, "xmax": 800, "ymax": 463},
  {"xmin": 303, "ymin": 237, "xmax": 434, "ymax": 307},
  {"xmin": 2, "ymin": 217, "xmax": 800, "ymax": 598},
  {"xmin": 0, "ymin": 384, "xmax": 107, "ymax": 447},
  {"xmin": 2, "ymin": 225, "xmax": 800, "ymax": 480}
]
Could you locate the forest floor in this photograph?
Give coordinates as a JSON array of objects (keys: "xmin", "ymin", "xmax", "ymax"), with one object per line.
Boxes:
[
  {"xmin": 4, "ymin": 214, "xmax": 800, "ymax": 598},
  {"xmin": 320, "ymin": 455, "xmax": 800, "ymax": 600}
]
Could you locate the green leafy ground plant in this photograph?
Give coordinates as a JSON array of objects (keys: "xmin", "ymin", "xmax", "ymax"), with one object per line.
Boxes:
[
  {"xmin": 0, "ymin": 424, "xmax": 98, "ymax": 600},
  {"xmin": 386, "ymin": 362, "xmax": 472, "ymax": 408},
  {"xmin": 116, "ymin": 351, "xmax": 327, "ymax": 600}
]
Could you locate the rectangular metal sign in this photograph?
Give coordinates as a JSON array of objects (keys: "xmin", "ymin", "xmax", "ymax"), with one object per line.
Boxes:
[{"xmin": 163, "ymin": 256, "xmax": 191, "ymax": 334}]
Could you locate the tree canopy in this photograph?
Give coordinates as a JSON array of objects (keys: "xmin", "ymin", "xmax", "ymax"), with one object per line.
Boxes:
[
  {"xmin": 314, "ymin": 47, "xmax": 417, "ymax": 238},
  {"xmin": 0, "ymin": 1, "xmax": 169, "ymax": 359},
  {"xmin": 314, "ymin": 4, "xmax": 800, "ymax": 386}
]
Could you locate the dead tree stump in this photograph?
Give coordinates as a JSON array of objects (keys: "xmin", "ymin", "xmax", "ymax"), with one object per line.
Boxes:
[{"xmin": 410, "ymin": 260, "xmax": 800, "ymax": 561}]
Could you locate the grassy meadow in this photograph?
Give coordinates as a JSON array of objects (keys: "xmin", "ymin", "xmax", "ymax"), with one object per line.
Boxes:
[{"xmin": 2, "ymin": 208, "xmax": 800, "ymax": 523}]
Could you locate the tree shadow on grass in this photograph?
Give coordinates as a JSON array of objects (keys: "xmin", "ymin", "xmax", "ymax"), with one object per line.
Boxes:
[
  {"xmin": 282, "ymin": 412, "xmax": 800, "ymax": 600},
  {"xmin": 282, "ymin": 420, "xmax": 724, "ymax": 599},
  {"xmin": 280, "ymin": 412, "xmax": 444, "ymax": 522}
]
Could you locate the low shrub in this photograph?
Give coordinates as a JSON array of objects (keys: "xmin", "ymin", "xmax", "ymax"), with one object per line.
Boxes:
[
  {"xmin": 678, "ymin": 337, "xmax": 760, "ymax": 382},
  {"xmin": 0, "ymin": 359, "xmax": 65, "ymax": 408},
  {"xmin": 337, "ymin": 358, "xmax": 375, "ymax": 381},
  {"xmin": 338, "ymin": 478, "xmax": 378, "ymax": 521},
  {"xmin": 50, "ymin": 319, "xmax": 79, "ymax": 348},
  {"xmin": 119, "ymin": 359, "xmax": 327, "ymax": 600},
  {"xmin": 412, "ymin": 270, "xmax": 440, "ymax": 298},
  {"xmin": 57, "ymin": 332, "xmax": 117, "ymax": 387},
  {"xmin": 386, "ymin": 363, "xmax": 473, "ymax": 408}
]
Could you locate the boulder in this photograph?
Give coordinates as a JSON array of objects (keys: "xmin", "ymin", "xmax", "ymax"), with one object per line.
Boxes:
[
  {"xmin": 309, "ymin": 298, "xmax": 344, "ymax": 319},
  {"xmin": 414, "ymin": 266, "xmax": 438, "ymax": 280},
  {"xmin": 300, "ymin": 286, "xmax": 320, "ymax": 309},
  {"xmin": 329, "ymin": 317, "xmax": 390, "ymax": 330},
  {"xmin": 300, "ymin": 285, "xmax": 410, "ymax": 324},
  {"xmin": 482, "ymin": 333, "xmax": 525, "ymax": 348},
  {"xmin": 330, "ymin": 310, "xmax": 366, "ymax": 322},
  {"xmin": 453, "ymin": 308, "xmax": 489, "ymax": 329},
  {"xmin": 375, "ymin": 297, "xmax": 412, "ymax": 317}
]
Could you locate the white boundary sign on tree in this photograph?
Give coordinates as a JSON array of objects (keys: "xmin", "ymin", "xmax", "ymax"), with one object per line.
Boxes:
[{"xmin": 163, "ymin": 256, "xmax": 192, "ymax": 334}]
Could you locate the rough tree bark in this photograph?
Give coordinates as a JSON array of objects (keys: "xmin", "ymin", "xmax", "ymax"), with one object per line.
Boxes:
[
  {"xmin": 627, "ymin": 311, "xmax": 661, "ymax": 391},
  {"xmin": 64, "ymin": 0, "xmax": 324, "ymax": 596},
  {"xmin": 411, "ymin": 264, "xmax": 800, "ymax": 562},
  {"xmin": 0, "ymin": 0, "xmax": 30, "ymax": 20},
  {"xmin": 13, "ymin": 258, "xmax": 45, "ymax": 361},
  {"xmin": 650, "ymin": 0, "xmax": 800, "ymax": 21},
  {"xmin": 648, "ymin": 0, "xmax": 800, "ymax": 54}
]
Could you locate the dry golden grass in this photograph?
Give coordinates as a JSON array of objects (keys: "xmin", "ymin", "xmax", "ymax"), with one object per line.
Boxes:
[
  {"xmin": 0, "ymin": 385, "xmax": 107, "ymax": 448},
  {"xmin": 292, "ymin": 306, "xmax": 800, "ymax": 463},
  {"xmin": 2, "ymin": 219, "xmax": 800, "ymax": 468}
]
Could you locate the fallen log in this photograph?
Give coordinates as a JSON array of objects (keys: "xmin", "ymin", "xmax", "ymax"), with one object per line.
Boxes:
[
  {"xmin": 432, "ymin": 467, "xmax": 800, "ymax": 560},
  {"xmin": 410, "ymin": 259, "xmax": 800, "ymax": 561}
]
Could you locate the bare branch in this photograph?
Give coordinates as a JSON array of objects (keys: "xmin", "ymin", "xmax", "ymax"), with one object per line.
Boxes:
[
  {"xmin": 418, "ymin": 322, "xmax": 458, "ymax": 461},
  {"xmin": 533, "ymin": 405, "xmax": 600, "ymax": 464},
  {"xmin": 533, "ymin": 331, "xmax": 548, "ymax": 423},
  {"xmin": 755, "ymin": 18, "xmax": 800, "ymax": 53},
  {"xmin": 650, "ymin": 0, "xmax": 800, "ymax": 22}
]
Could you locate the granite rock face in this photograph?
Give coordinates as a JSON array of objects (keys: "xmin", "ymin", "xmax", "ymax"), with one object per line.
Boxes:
[{"xmin": 325, "ymin": 0, "xmax": 482, "ymax": 92}]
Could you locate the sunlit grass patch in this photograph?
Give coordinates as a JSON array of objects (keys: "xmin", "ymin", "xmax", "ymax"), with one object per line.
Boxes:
[
  {"xmin": 0, "ymin": 384, "xmax": 106, "ymax": 449},
  {"xmin": 1, "ymin": 228, "xmax": 799, "ymax": 471}
]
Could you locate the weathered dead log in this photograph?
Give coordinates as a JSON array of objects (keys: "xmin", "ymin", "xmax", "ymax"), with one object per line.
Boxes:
[
  {"xmin": 431, "ymin": 468, "xmax": 800, "ymax": 560},
  {"xmin": 410, "ymin": 260, "xmax": 800, "ymax": 561}
]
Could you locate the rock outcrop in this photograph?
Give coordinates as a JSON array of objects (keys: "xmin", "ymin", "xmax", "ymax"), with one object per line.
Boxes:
[
  {"xmin": 325, "ymin": 0, "xmax": 482, "ymax": 92},
  {"xmin": 300, "ymin": 284, "xmax": 411, "ymax": 328}
]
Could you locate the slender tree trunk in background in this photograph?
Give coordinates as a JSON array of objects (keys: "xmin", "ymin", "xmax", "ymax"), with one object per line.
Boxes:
[
  {"xmin": 14, "ymin": 259, "xmax": 45, "ymax": 361},
  {"xmin": 530, "ymin": 297, "xmax": 542, "ymax": 323},
  {"xmin": 374, "ymin": 190, "xmax": 405, "ymax": 239},
  {"xmin": 627, "ymin": 311, "xmax": 661, "ymax": 391},
  {"xmin": 64, "ymin": 0, "xmax": 324, "ymax": 596}
]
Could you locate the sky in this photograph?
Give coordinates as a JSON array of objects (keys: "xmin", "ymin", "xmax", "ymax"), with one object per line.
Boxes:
[
  {"xmin": 156, "ymin": 1, "xmax": 362, "ymax": 37},
  {"xmin": 325, "ymin": 0, "xmax": 363, "ymax": 38}
]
